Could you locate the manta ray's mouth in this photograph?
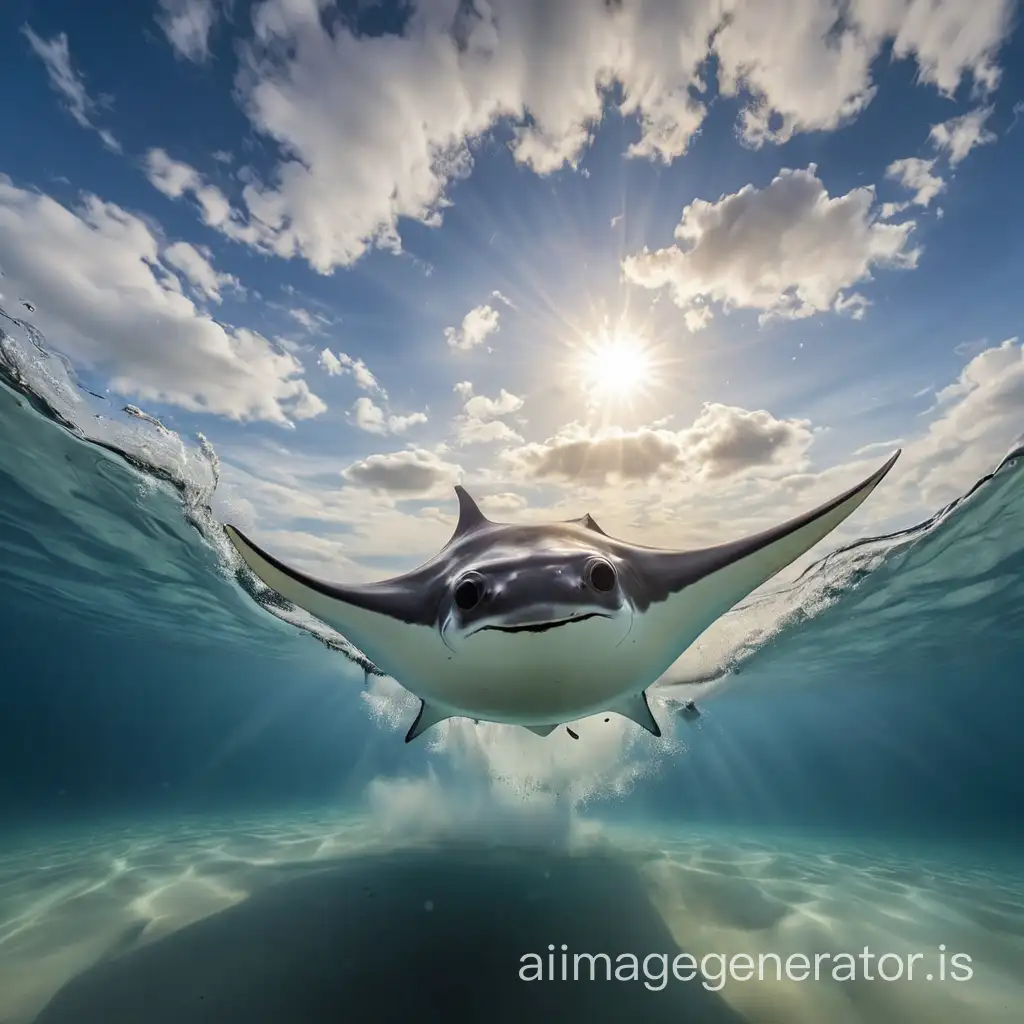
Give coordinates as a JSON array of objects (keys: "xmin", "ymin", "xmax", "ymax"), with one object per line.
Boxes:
[{"xmin": 473, "ymin": 612, "xmax": 606, "ymax": 635}]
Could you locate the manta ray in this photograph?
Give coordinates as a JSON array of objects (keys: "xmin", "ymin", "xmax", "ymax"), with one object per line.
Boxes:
[{"xmin": 225, "ymin": 451, "xmax": 899, "ymax": 743}]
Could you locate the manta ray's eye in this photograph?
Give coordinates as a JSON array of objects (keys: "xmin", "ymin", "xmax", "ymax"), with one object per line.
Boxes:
[
  {"xmin": 454, "ymin": 574, "xmax": 484, "ymax": 611},
  {"xmin": 586, "ymin": 559, "xmax": 616, "ymax": 593}
]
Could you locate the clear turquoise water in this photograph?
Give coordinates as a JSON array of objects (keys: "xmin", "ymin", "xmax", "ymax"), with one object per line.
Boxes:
[{"xmin": 1, "ymin": 314, "xmax": 1022, "ymax": 1022}]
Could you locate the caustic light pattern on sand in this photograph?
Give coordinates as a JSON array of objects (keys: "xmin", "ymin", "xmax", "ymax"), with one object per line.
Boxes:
[{"xmin": 224, "ymin": 451, "xmax": 900, "ymax": 743}]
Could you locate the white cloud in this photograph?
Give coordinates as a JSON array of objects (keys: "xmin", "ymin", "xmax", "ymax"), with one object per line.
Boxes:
[
  {"xmin": 686, "ymin": 403, "xmax": 815, "ymax": 479},
  {"xmin": 463, "ymin": 390, "xmax": 524, "ymax": 420},
  {"xmin": 146, "ymin": 148, "xmax": 200, "ymax": 199},
  {"xmin": 872, "ymin": 0, "xmax": 1011, "ymax": 97},
  {"xmin": 934, "ymin": 337, "xmax": 1022, "ymax": 409},
  {"xmin": 144, "ymin": 149, "xmax": 268, "ymax": 247},
  {"xmin": 478, "ymin": 492, "xmax": 528, "ymax": 515},
  {"xmin": 873, "ymin": 338, "xmax": 1023, "ymax": 511},
  {"xmin": 163, "ymin": 240, "xmax": 238, "ymax": 302},
  {"xmin": 722, "ymin": 0, "xmax": 1012, "ymax": 147},
  {"xmin": 318, "ymin": 349, "xmax": 343, "ymax": 376},
  {"xmin": 453, "ymin": 380, "xmax": 474, "ymax": 399},
  {"xmin": 215, "ymin": 445, "xmax": 457, "ymax": 570},
  {"xmin": 454, "ymin": 388, "xmax": 525, "ymax": 445},
  {"xmin": 458, "ymin": 419, "xmax": 524, "ymax": 446},
  {"xmin": 929, "ymin": 106, "xmax": 998, "ymax": 166},
  {"xmin": 445, "ymin": 303, "xmax": 501, "ymax": 351},
  {"xmin": 22, "ymin": 27, "xmax": 121, "ymax": 153},
  {"xmin": 879, "ymin": 201, "xmax": 910, "ymax": 220},
  {"xmin": 157, "ymin": 0, "xmax": 1012, "ymax": 274},
  {"xmin": 351, "ymin": 396, "xmax": 388, "ymax": 435},
  {"xmin": 0, "ymin": 177, "xmax": 323, "ymax": 425},
  {"xmin": 502, "ymin": 403, "xmax": 813, "ymax": 485},
  {"xmin": 885, "ymin": 157, "xmax": 945, "ymax": 208},
  {"xmin": 225, "ymin": 0, "xmax": 713, "ymax": 270},
  {"xmin": 854, "ymin": 438, "xmax": 905, "ymax": 457},
  {"xmin": 350, "ymin": 396, "xmax": 428, "ymax": 436},
  {"xmin": 317, "ymin": 348, "xmax": 385, "ymax": 394},
  {"xmin": 714, "ymin": 0, "xmax": 879, "ymax": 147},
  {"xmin": 342, "ymin": 448, "xmax": 462, "ymax": 497},
  {"xmin": 388, "ymin": 411, "xmax": 430, "ymax": 434},
  {"xmin": 622, "ymin": 165, "xmax": 919, "ymax": 328},
  {"xmin": 288, "ymin": 307, "xmax": 323, "ymax": 331},
  {"xmin": 156, "ymin": 0, "xmax": 223, "ymax": 63},
  {"xmin": 832, "ymin": 291, "xmax": 871, "ymax": 320}
]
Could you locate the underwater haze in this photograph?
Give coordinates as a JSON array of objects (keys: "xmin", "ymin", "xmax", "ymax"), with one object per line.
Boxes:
[{"xmin": 2, "ymin": 0, "xmax": 1024, "ymax": 1022}]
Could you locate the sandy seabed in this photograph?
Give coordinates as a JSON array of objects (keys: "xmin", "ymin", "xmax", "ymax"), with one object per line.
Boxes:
[{"xmin": 0, "ymin": 813, "xmax": 1020, "ymax": 1024}]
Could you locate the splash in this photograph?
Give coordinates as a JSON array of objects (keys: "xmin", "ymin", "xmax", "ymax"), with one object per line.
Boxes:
[{"xmin": 0, "ymin": 303, "xmax": 384, "ymax": 676}]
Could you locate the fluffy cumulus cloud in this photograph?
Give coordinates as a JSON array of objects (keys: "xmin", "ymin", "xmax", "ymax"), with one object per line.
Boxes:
[
  {"xmin": 885, "ymin": 157, "xmax": 945, "ymax": 209},
  {"xmin": 929, "ymin": 106, "xmax": 998, "ymax": 166},
  {"xmin": 350, "ymin": 397, "xmax": 390, "ymax": 435},
  {"xmin": 897, "ymin": 337, "xmax": 1024, "ymax": 505},
  {"xmin": 0, "ymin": 177, "xmax": 324, "ymax": 424},
  {"xmin": 156, "ymin": 0, "xmax": 224, "ymax": 63},
  {"xmin": 144, "ymin": 149, "xmax": 269, "ymax": 248},
  {"xmin": 716, "ymin": 0, "xmax": 1010, "ymax": 146},
  {"xmin": 163, "ymin": 240, "xmax": 239, "ymax": 302},
  {"xmin": 316, "ymin": 350, "xmax": 424, "ymax": 436},
  {"xmin": 478, "ymin": 491, "xmax": 528, "ymax": 515},
  {"xmin": 22, "ymin": 26, "xmax": 120, "ymax": 153},
  {"xmin": 463, "ymin": 390, "xmax": 524, "ymax": 420},
  {"xmin": 453, "ymin": 388, "xmax": 525, "ymax": 445},
  {"xmin": 341, "ymin": 448, "xmax": 462, "ymax": 496},
  {"xmin": 317, "ymin": 349, "xmax": 385, "ymax": 394},
  {"xmin": 350, "ymin": 396, "xmax": 428, "ymax": 436},
  {"xmin": 622, "ymin": 165, "xmax": 919, "ymax": 327},
  {"xmin": 445, "ymin": 303, "xmax": 501, "ymax": 351},
  {"xmin": 149, "ymin": 0, "xmax": 1014, "ymax": 274},
  {"xmin": 502, "ymin": 403, "xmax": 813, "ymax": 484}
]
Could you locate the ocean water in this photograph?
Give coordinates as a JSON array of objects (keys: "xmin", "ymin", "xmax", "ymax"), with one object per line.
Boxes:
[{"xmin": 1, "ymin": 312, "xmax": 1022, "ymax": 1024}]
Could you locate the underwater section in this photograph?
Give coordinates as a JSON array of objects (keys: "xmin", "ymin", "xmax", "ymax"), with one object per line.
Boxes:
[{"xmin": 1, "ymin": 307, "xmax": 1022, "ymax": 1023}]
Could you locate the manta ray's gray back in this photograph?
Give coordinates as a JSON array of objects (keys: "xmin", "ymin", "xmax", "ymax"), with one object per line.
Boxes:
[
  {"xmin": 448, "ymin": 486, "xmax": 609, "ymax": 539},
  {"xmin": 223, "ymin": 487, "xmax": 613, "ymax": 630}
]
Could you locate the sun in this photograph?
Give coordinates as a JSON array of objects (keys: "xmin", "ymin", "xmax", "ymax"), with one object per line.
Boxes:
[{"xmin": 580, "ymin": 329, "xmax": 654, "ymax": 402}]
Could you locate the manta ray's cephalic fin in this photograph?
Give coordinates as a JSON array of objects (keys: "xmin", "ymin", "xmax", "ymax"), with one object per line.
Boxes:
[
  {"xmin": 608, "ymin": 691, "xmax": 662, "ymax": 737},
  {"xmin": 566, "ymin": 512, "xmax": 607, "ymax": 535},
  {"xmin": 405, "ymin": 700, "xmax": 457, "ymax": 743}
]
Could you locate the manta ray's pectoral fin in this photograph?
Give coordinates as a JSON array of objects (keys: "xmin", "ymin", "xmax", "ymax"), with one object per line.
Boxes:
[
  {"xmin": 630, "ymin": 450, "xmax": 902, "ymax": 620},
  {"xmin": 522, "ymin": 724, "xmax": 560, "ymax": 737},
  {"xmin": 608, "ymin": 691, "xmax": 662, "ymax": 737},
  {"xmin": 223, "ymin": 524, "xmax": 441, "ymax": 679},
  {"xmin": 404, "ymin": 700, "xmax": 456, "ymax": 743}
]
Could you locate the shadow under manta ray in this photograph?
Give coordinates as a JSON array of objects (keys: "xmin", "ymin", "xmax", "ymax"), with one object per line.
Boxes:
[
  {"xmin": 225, "ymin": 451, "xmax": 900, "ymax": 743},
  {"xmin": 33, "ymin": 848, "xmax": 751, "ymax": 1024}
]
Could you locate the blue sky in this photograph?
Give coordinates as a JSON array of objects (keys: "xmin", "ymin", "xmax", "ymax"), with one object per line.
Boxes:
[{"xmin": 2, "ymin": 0, "xmax": 1022, "ymax": 584}]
